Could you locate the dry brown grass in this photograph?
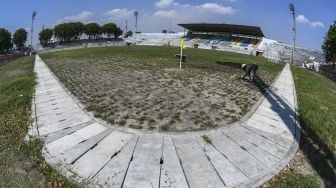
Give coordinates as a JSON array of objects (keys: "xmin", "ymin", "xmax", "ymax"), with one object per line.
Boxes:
[{"xmin": 42, "ymin": 46, "xmax": 282, "ymax": 131}]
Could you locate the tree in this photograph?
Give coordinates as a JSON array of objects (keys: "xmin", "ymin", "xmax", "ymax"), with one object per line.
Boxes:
[
  {"xmin": 13, "ymin": 28, "xmax": 28, "ymax": 50},
  {"xmin": 72, "ymin": 22, "xmax": 84, "ymax": 41},
  {"xmin": 0, "ymin": 28, "xmax": 12, "ymax": 53},
  {"xmin": 84, "ymin": 23, "xmax": 101, "ymax": 40},
  {"xmin": 113, "ymin": 27, "xmax": 123, "ymax": 39},
  {"xmin": 322, "ymin": 21, "xmax": 336, "ymax": 62},
  {"xmin": 125, "ymin": 31, "xmax": 133, "ymax": 37},
  {"xmin": 102, "ymin": 23, "xmax": 116, "ymax": 39},
  {"xmin": 54, "ymin": 23, "xmax": 70, "ymax": 43},
  {"xmin": 54, "ymin": 22, "xmax": 84, "ymax": 43},
  {"xmin": 39, "ymin": 28, "xmax": 53, "ymax": 47}
]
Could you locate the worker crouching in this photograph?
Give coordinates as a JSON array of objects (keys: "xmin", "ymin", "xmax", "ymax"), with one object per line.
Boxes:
[{"xmin": 242, "ymin": 63, "xmax": 259, "ymax": 82}]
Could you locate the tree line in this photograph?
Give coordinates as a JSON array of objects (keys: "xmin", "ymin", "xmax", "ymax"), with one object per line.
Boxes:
[
  {"xmin": 0, "ymin": 22, "xmax": 130, "ymax": 53},
  {"xmin": 322, "ymin": 21, "xmax": 336, "ymax": 63},
  {"xmin": 39, "ymin": 22, "xmax": 128, "ymax": 47},
  {"xmin": 0, "ymin": 28, "xmax": 27, "ymax": 52}
]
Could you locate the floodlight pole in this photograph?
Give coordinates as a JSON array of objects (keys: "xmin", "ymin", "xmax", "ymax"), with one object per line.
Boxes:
[
  {"xmin": 134, "ymin": 11, "xmax": 138, "ymax": 42},
  {"xmin": 31, "ymin": 11, "xmax": 36, "ymax": 53},
  {"xmin": 289, "ymin": 4, "xmax": 296, "ymax": 64},
  {"xmin": 125, "ymin": 20, "xmax": 128, "ymax": 37}
]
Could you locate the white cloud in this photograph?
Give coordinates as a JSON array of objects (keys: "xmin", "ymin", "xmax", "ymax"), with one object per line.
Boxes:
[
  {"xmin": 199, "ymin": 3, "xmax": 237, "ymax": 15},
  {"xmin": 104, "ymin": 8, "xmax": 135, "ymax": 25},
  {"xmin": 296, "ymin": 14, "xmax": 324, "ymax": 28},
  {"xmin": 140, "ymin": 2, "xmax": 239, "ymax": 32},
  {"xmin": 156, "ymin": 0, "xmax": 174, "ymax": 8},
  {"xmin": 61, "ymin": 11, "xmax": 93, "ymax": 23},
  {"xmin": 105, "ymin": 8, "xmax": 134, "ymax": 18},
  {"xmin": 55, "ymin": 2, "xmax": 239, "ymax": 34},
  {"xmin": 296, "ymin": 15, "xmax": 309, "ymax": 23},
  {"xmin": 154, "ymin": 10, "xmax": 177, "ymax": 18}
]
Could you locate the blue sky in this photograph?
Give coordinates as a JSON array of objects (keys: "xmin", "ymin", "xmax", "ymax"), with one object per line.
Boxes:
[{"xmin": 0, "ymin": 0, "xmax": 335, "ymax": 50}]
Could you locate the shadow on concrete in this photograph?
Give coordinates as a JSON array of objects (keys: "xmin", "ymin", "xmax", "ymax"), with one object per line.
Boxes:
[
  {"xmin": 253, "ymin": 75, "xmax": 299, "ymax": 143},
  {"xmin": 213, "ymin": 61, "xmax": 335, "ymax": 185},
  {"xmin": 216, "ymin": 61, "xmax": 299, "ymax": 142}
]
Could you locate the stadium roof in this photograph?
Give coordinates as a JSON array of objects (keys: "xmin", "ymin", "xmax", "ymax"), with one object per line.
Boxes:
[{"xmin": 178, "ymin": 23, "xmax": 264, "ymax": 37}]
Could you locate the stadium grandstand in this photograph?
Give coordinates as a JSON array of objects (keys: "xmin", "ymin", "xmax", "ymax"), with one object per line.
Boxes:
[
  {"xmin": 126, "ymin": 32, "xmax": 184, "ymax": 46},
  {"xmin": 63, "ymin": 22, "xmax": 324, "ymax": 65},
  {"xmin": 178, "ymin": 23, "xmax": 263, "ymax": 55}
]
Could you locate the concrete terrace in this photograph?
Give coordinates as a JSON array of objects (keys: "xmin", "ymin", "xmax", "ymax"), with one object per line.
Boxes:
[{"xmin": 27, "ymin": 55, "xmax": 300, "ymax": 187}]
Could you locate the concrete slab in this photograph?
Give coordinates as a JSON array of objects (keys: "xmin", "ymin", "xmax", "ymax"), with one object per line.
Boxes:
[
  {"xmin": 123, "ymin": 134, "xmax": 163, "ymax": 188},
  {"xmin": 42, "ymin": 120, "xmax": 95, "ymax": 144},
  {"xmin": 160, "ymin": 136, "xmax": 188, "ymax": 188},
  {"xmin": 255, "ymin": 107, "xmax": 295, "ymax": 121},
  {"xmin": 245, "ymin": 118, "xmax": 292, "ymax": 137},
  {"xmin": 209, "ymin": 131, "xmax": 267, "ymax": 179},
  {"xmin": 93, "ymin": 136, "xmax": 138, "ymax": 187},
  {"xmin": 35, "ymin": 96, "xmax": 75, "ymax": 109},
  {"xmin": 36, "ymin": 99, "xmax": 80, "ymax": 114},
  {"xmin": 249, "ymin": 114, "xmax": 294, "ymax": 133},
  {"xmin": 242, "ymin": 124, "xmax": 294, "ymax": 148},
  {"xmin": 45, "ymin": 123, "xmax": 107, "ymax": 156},
  {"xmin": 198, "ymin": 136, "xmax": 249, "ymax": 187},
  {"xmin": 35, "ymin": 86, "xmax": 64, "ymax": 95},
  {"xmin": 221, "ymin": 130, "xmax": 280, "ymax": 168},
  {"xmin": 70, "ymin": 130, "xmax": 134, "ymax": 179},
  {"xmin": 58, "ymin": 128, "xmax": 114, "ymax": 164},
  {"xmin": 173, "ymin": 135, "xmax": 224, "ymax": 188},
  {"xmin": 253, "ymin": 112, "xmax": 295, "ymax": 125},
  {"xmin": 38, "ymin": 113, "xmax": 92, "ymax": 135},
  {"xmin": 234, "ymin": 125, "xmax": 288, "ymax": 158},
  {"xmin": 37, "ymin": 106, "xmax": 83, "ymax": 118},
  {"xmin": 261, "ymin": 97, "xmax": 295, "ymax": 112},
  {"xmin": 35, "ymin": 90, "xmax": 69, "ymax": 104}
]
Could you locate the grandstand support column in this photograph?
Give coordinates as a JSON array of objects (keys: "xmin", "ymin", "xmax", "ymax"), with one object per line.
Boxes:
[{"xmin": 289, "ymin": 3, "xmax": 296, "ymax": 64}]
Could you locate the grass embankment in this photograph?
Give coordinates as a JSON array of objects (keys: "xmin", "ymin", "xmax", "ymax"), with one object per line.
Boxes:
[
  {"xmin": 41, "ymin": 46, "xmax": 283, "ymax": 131},
  {"xmin": 270, "ymin": 66, "xmax": 336, "ymax": 187},
  {"xmin": 0, "ymin": 56, "xmax": 76, "ymax": 187}
]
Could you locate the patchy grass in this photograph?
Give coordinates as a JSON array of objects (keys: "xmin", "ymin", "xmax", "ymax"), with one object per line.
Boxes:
[
  {"xmin": 0, "ymin": 56, "xmax": 77, "ymax": 187},
  {"xmin": 268, "ymin": 66, "xmax": 336, "ymax": 187},
  {"xmin": 202, "ymin": 135, "xmax": 212, "ymax": 145},
  {"xmin": 41, "ymin": 46, "xmax": 283, "ymax": 131},
  {"xmin": 268, "ymin": 171, "xmax": 319, "ymax": 188}
]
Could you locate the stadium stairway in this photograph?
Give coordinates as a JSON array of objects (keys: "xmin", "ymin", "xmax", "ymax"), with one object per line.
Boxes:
[{"xmin": 27, "ymin": 55, "xmax": 300, "ymax": 188}]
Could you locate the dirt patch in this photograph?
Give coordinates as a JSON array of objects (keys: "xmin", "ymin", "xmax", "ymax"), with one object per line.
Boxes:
[
  {"xmin": 45, "ymin": 56, "xmax": 268, "ymax": 131},
  {"xmin": 4, "ymin": 69, "xmax": 26, "ymax": 77}
]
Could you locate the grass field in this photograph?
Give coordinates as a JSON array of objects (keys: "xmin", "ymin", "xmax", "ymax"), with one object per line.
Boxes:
[
  {"xmin": 0, "ymin": 56, "xmax": 77, "ymax": 187},
  {"xmin": 269, "ymin": 66, "xmax": 336, "ymax": 187},
  {"xmin": 41, "ymin": 46, "xmax": 283, "ymax": 131}
]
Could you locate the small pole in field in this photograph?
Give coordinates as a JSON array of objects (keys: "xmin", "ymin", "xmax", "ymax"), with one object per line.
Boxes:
[
  {"xmin": 180, "ymin": 38, "xmax": 185, "ymax": 70},
  {"xmin": 180, "ymin": 45, "xmax": 182, "ymax": 70}
]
